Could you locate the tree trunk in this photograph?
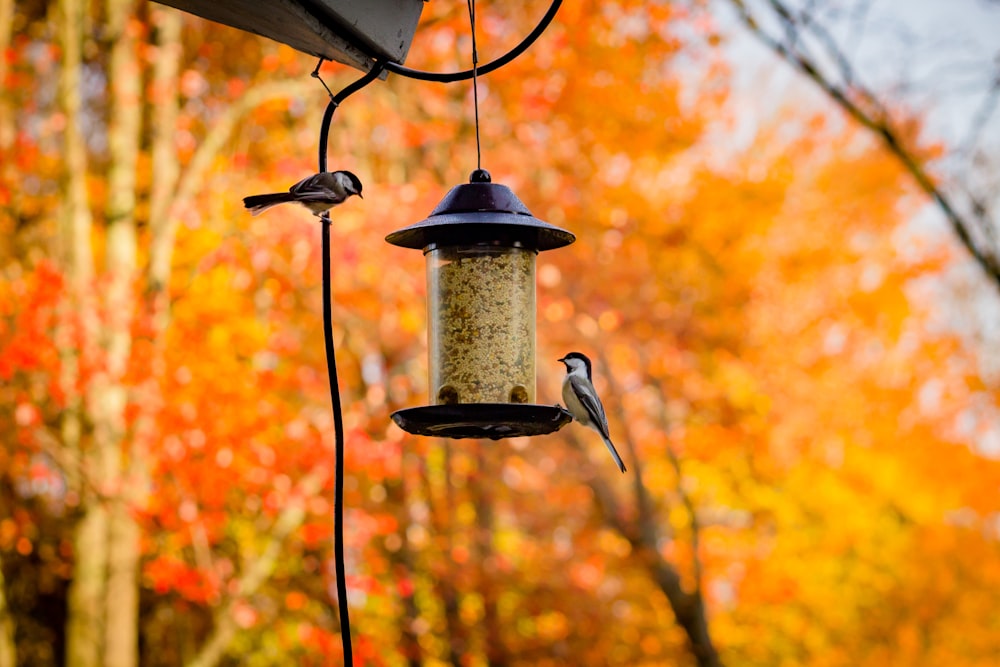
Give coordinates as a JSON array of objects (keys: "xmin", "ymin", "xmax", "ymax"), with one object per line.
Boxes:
[
  {"xmin": 147, "ymin": 5, "xmax": 182, "ymax": 309},
  {"xmin": 385, "ymin": 467, "xmax": 423, "ymax": 667},
  {"xmin": 0, "ymin": 0, "xmax": 15, "ymax": 255},
  {"xmin": 57, "ymin": 1, "xmax": 105, "ymax": 666},
  {"xmin": 56, "ymin": 0, "xmax": 93, "ymax": 286},
  {"xmin": 422, "ymin": 443, "xmax": 464, "ymax": 665},
  {"xmin": 101, "ymin": 1, "xmax": 142, "ymax": 665},
  {"xmin": 473, "ymin": 449, "xmax": 507, "ymax": 667},
  {"xmin": 0, "ymin": 0, "xmax": 12, "ymax": 152},
  {"xmin": 0, "ymin": 552, "xmax": 15, "ymax": 667}
]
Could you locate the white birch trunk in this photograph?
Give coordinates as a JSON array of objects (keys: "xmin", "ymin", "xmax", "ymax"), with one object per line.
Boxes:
[
  {"xmin": 57, "ymin": 1, "xmax": 106, "ymax": 666},
  {"xmin": 0, "ymin": 553, "xmax": 15, "ymax": 667},
  {"xmin": 101, "ymin": 1, "xmax": 142, "ymax": 665},
  {"xmin": 0, "ymin": 10, "xmax": 20, "ymax": 664}
]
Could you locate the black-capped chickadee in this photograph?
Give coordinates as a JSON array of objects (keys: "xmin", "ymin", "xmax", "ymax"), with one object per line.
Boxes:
[
  {"xmin": 559, "ymin": 352, "xmax": 627, "ymax": 473},
  {"xmin": 243, "ymin": 170, "xmax": 363, "ymax": 216}
]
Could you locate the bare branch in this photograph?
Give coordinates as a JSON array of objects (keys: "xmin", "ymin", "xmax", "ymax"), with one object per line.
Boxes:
[
  {"xmin": 727, "ymin": 0, "xmax": 1000, "ymax": 293},
  {"xmin": 185, "ymin": 466, "xmax": 331, "ymax": 667},
  {"xmin": 844, "ymin": 0, "xmax": 874, "ymax": 56},
  {"xmin": 564, "ymin": 345, "xmax": 722, "ymax": 667},
  {"xmin": 147, "ymin": 79, "xmax": 315, "ymax": 300},
  {"xmin": 661, "ymin": 407, "xmax": 705, "ymax": 591},
  {"xmin": 961, "ymin": 65, "xmax": 1000, "ymax": 155}
]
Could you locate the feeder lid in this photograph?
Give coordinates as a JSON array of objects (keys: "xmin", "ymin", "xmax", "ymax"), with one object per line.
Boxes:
[
  {"xmin": 385, "ymin": 170, "xmax": 576, "ymax": 251},
  {"xmin": 391, "ymin": 403, "xmax": 573, "ymax": 440}
]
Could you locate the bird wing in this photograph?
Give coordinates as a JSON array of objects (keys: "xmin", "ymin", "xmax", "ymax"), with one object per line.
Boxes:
[
  {"xmin": 286, "ymin": 174, "xmax": 345, "ymax": 205},
  {"xmin": 292, "ymin": 190, "xmax": 346, "ymax": 204},
  {"xmin": 568, "ymin": 375, "xmax": 626, "ymax": 472},
  {"xmin": 568, "ymin": 374, "xmax": 611, "ymax": 439},
  {"xmin": 288, "ymin": 173, "xmax": 329, "ymax": 194}
]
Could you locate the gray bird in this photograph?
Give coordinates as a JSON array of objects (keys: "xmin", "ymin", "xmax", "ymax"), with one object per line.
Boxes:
[
  {"xmin": 559, "ymin": 352, "xmax": 626, "ymax": 473},
  {"xmin": 243, "ymin": 170, "xmax": 363, "ymax": 216}
]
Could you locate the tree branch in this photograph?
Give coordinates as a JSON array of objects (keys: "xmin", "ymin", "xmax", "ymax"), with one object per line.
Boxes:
[
  {"xmin": 147, "ymin": 79, "xmax": 315, "ymax": 300},
  {"xmin": 185, "ymin": 466, "xmax": 331, "ymax": 667},
  {"xmin": 568, "ymin": 347, "xmax": 722, "ymax": 667},
  {"xmin": 638, "ymin": 362, "xmax": 707, "ymax": 597},
  {"xmin": 728, "ymin": 0, "xmax": 1000, "ymax": 293},
  {"xmin": 961, "ymin": 68, "xmax": 1000, "ymax": 156}
]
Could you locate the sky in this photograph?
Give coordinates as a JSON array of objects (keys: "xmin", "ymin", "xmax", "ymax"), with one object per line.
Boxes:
[{"xmin": 711, "ymin": 0, "xmax": 1000, "ymax": 382}]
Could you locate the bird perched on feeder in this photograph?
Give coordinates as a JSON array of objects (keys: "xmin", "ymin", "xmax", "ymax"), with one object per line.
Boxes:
[
  {"xmin": 243, "ymin": 170, "xmax": 363, "ymax": 216},
  {"xmin": 558, "ymin": 352, "xmax": 627, "ymax": 473}
]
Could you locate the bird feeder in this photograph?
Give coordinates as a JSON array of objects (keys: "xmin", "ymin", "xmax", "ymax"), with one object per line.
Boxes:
[{"xmin": 386, "ymin": 170, "xmax": 575, "ymax": 439}]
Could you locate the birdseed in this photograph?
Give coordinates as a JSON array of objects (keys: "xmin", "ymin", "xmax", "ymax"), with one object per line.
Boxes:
[{"xmin": 427, "ymin": 245, "xmax": 536, "ymax": 404}]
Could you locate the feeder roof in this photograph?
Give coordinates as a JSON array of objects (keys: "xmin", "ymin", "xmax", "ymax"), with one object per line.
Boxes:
[
  {"xmin": 153, "ymin": 0, "xmax": 425, "ymax": 73},
  {"xmin": 386, "ymin": 180, "xmax": 576, "ymax": 252}
]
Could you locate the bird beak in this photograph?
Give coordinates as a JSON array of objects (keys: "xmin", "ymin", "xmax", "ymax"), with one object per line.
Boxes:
[
  {"xmin": 557, "ymin": 356, "xmax": 566, "ymax": 362},
  {"xmin": 357, "ymin": 193, "xmax": 363, "ymax": 199}
]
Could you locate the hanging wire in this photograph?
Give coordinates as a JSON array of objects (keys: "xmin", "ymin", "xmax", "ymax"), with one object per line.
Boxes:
[
  {"xmin": 467, "ymin": 0, "xmax": 482, "ymax": 170},
  {"xmin": 312, "ymin": 57, "xmax": 385, "ymax": 666},
  {"xmin": 380, "ymin": 0, "xmax": 563, "ymax": 82}
]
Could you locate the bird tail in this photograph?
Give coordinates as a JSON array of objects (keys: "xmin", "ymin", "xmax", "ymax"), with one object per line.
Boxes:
[
  {"xmin": 602, "ymin": 434, "xmax": 627, "ymax": 473},
  {"xmin": 243, "ymin": 193, "xmax": 295, "ymax": 216}
]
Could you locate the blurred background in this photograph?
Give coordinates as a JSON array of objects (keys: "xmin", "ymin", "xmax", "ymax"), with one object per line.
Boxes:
[{"xmin": 2, "ymin": 0, "xmax": 999, "ymax": 665}]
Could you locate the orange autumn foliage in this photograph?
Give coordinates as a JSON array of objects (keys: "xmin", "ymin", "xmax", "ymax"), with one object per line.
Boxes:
[{"xmin": 1, "ymin": 1, "xmax": 1000, "ymax": 666}]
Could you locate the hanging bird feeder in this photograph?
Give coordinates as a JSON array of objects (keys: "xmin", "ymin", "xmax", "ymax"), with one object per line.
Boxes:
[{"xmin": 386, "ymin": 169, "xmax": 575, "ymax": 439}]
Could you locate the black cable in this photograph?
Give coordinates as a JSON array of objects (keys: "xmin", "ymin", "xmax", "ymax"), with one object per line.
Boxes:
[
  {"xmin": 381, "ymin": 0, "xmax": 563, "ymax": 82},
  {"xmin": 320, "ymin": 216, "xmax": 351, "ymax": 664},
  {"xmin": 467, "ymin": 0, "xmax": 481, "ymax": 169},
  {"xmin": 319, "ymin": 215, "xmax": 349, "ymax": 663},
  {"xmin": 315, "ymin": 62, "xmax": 387, "ymax": 161},
  {"xmin": 314, "ymin": 60, "xmax": 385, "ymax": 666}
]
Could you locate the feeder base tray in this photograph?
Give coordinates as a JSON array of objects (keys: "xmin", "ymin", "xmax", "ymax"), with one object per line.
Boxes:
[{"xmin": 391, "ymin": 404, "xmax": 573, "ymax": 440}]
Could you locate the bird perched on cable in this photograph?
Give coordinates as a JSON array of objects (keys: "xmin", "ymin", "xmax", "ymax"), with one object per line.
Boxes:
[
  {"xmin": 243, "ymin": 170, "xmax": 363, "ymax": 217},
  {"xmin": 559, "ymin": 352, "xmax": 626, "ymax": 473}
]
